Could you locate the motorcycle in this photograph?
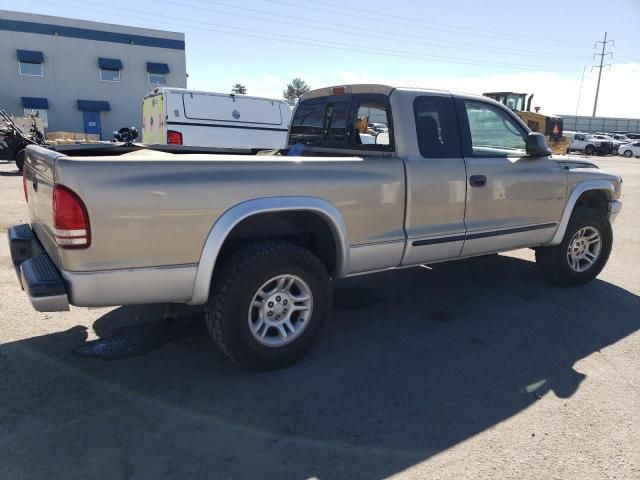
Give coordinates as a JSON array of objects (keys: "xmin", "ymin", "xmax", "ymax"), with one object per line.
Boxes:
[
  {"xmin": 0, "ymin": 110, "xmax": 46, "ymax": 171},
  {"xmin": 112, "ymin": 126, "xmax": 138, "ymax": 144}
]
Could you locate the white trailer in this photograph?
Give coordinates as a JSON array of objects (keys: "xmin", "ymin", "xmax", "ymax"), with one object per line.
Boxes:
[{"xmin": 142, "ymin": 88, "xmax": 292, "ymax": 149}]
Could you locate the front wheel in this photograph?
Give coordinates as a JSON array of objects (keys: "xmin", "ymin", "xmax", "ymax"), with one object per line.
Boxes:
[
  {"xmin": 206, "ymin": 240, "xmax": 331, "ymax": 370},
  {"xmin": 584, "ymin": 145, "xmax": 596, "ymax": 156},
  {"xmin": 623, "ymin": 149, "xmax": 633, "ymax": 158},
  {"xmin": 535, "ymin": 207, "xmax": 612, "ymax": 286}
]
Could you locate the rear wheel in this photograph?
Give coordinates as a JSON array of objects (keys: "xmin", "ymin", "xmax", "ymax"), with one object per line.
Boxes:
[
  {"xmin": 206, "ymin": 240, "xmax": 331, "ymax": 370},
  {"xmin": 535, "ymin": 207, "xmax": 612, "ymax": 286},
  {"xmin": 623, "ymin": 149, "xmax": 633, "ymax": 158},
  {"xmin": 584, "ymin": 145, "xmax": 596, "ymax": 156}
]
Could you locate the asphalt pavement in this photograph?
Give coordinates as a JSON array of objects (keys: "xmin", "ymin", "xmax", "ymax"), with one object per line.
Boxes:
[{"xmin": 0, "ymin": 155, "xmax": 638, "ymax": 480}]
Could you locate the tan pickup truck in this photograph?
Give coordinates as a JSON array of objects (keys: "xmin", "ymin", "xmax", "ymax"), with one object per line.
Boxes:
[{"xmin": 9, "ymin": 84, "xmax": 623, "ymax": 369}]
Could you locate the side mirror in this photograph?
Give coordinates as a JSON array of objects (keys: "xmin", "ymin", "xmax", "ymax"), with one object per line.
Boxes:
[{"xmin": 526, "ymin": 132, "xmax": 552, "ymax": 157}]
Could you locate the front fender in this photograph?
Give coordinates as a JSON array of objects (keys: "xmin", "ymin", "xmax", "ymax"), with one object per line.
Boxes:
[
  {"xmin": 547, "ymin": 180, "xmax": 616, "ymax": 246},
  {"xmin": 187, "ymin": 196, "xmax": 349, "ymax": 305}
]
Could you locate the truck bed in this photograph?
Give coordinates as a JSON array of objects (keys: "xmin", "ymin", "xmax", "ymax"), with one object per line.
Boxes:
[{"xmin": 25, "ymin": 144, "xmax": 405, "ymax": 274}]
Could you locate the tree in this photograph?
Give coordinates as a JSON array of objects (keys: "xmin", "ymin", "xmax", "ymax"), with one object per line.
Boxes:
[
  {"xmin": 231, "ymin": 83, "xmax": 247, "ymax": 94},
  {"xmin": 282, "ymin": 78, "xmax": 310, "ymax": 101}
]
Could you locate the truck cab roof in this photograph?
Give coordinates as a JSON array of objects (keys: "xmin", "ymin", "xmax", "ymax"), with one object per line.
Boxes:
[{"xmin": 300, "ymin": 84, "xmax": 498, "ymax": 105}]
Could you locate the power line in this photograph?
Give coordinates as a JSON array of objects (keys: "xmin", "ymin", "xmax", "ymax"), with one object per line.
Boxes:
[
  {"xmin": 263, "ymin": 0, "xmax": 587, "ymax": 47},
  {"xmin": 186, "ymin": 0, "xmax": 587, "ymax": 60},
  {"xmin": 47, "ymin": 0, "xmax": 581, "ymax": 72},
  {"xmin": 592, "ymin": 32, "xmax": 614, "ymax": 117}
]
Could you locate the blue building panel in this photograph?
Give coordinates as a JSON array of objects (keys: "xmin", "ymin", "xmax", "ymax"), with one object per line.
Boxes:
[
  {"xmin": 17, "ymin": 49, "xmax": 43, "ymax": 63},
  {"xmin": 21, "ymin": 97, "xmax": 49, "ymax": 109},
  {"xmin": 77, "ymin": 100, "xmax": 111, "ymax": 111},
  {"xmin": 98, "ymin": 58, "xmax": 123, "ymax": 70}
]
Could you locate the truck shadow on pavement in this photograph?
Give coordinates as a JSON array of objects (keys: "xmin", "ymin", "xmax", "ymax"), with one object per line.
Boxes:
[{"xmin": 2, "ymin": 255, "xmax": 639, "ymax": 479}]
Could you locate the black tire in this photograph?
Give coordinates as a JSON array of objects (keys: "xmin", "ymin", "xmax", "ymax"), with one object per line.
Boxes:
[
  {"xmin": 535, "ymin": 207, "xmax": 612, "ymax": 286},
  {"xmin": 206, "ymin": 240, "xmax": 332, "ymax": 370},
  {"xmin": 15, "ymin": 149, "xmax": 26, "ymax": 171},
  {"xmin": 584, "ymin": 145, "xmax": 596, "ymax": 156},
  {"xmin": 623, "ymin": 149, "xmax": 633, "ymax": 158}
]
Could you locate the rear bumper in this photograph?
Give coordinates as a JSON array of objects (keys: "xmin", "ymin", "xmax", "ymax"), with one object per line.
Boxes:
[
  {"xmin": 8, "ymin": 224, "xmax": 70, "ymax": 312},
  {"xmin": 9, "ymin": 224, "xmax": 198, "ymax": 310}
]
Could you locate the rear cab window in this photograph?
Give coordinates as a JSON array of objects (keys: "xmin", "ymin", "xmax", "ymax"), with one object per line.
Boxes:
[
  {"xmin": 413, "ymin": 95, "xmax": 461, "ymax": 158},
  {"xmin": 289, "ymin": 93, "xmax": 394, "ymax": 151}
]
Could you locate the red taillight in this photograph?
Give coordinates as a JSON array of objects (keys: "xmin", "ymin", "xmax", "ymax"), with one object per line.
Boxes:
[
  {"xmin": 22, "ymin": 163, "xmax": 28, "ymax": 203},
  {"xmin": 53, "ymin": 185, "xmax": 90, "ymax": 249},
  {"xmin": 331, "ymin": 86, "xmax": 350, "ymax": 95},
  {"xmin": 167, "ymin": 130, "xmax": 182, "ymax": 145}
]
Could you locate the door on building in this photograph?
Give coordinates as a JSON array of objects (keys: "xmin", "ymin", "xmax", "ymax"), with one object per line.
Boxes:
[{"xmin": 82, "ymin": 111, "xmax": 102, "ymax": 139}]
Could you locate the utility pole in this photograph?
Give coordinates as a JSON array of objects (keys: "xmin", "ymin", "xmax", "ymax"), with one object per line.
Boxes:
[
  {"xmin": 575, "ymin": 66, "xmax": 586, "ymax": 118},
  {"xmin": 592, "ymin": 32, "xmax": 614, "ymax": 117}
]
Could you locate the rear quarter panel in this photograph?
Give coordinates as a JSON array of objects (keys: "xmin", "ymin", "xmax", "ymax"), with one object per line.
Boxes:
[{"xmin": 53, "ymin": 155, "xmax": 405, "ymax": 272}]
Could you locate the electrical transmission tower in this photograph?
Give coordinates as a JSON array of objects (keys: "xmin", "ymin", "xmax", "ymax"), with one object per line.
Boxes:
[{"xmin": 592, "ymin": 32, "xmax": 614, "ymax": 117}]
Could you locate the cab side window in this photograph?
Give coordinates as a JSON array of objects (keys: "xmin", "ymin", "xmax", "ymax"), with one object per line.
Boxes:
[
  {"xmin": 464, "ymin": 101, "xmax": 527, "ymax": 157},
  {"xmin": 413, "ymin": 95, "xmax": 461, "ymax": 158}
]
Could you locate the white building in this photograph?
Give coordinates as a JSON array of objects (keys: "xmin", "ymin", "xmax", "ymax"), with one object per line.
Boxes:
[{"xmin": 0, "ymin": 10, "xmax": 187, "ymax": 138}]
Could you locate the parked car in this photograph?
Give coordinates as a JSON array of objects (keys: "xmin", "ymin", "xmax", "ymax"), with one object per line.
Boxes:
[
  {"xmin": 610, "ymin": 134, "xmax": 630, "ymax": 143},
  {"xmin": 566, "ymin": 131, "xmax": 612, "ymax": 155},
  {"xmin": 618, "ymin": 142, "xmax": 640, "ymax": 158},
  {"xmin": 626, "ymin": 133, "xmax": 640, "ymax": 140},
  {"xmin": 142, "ymin": 87, "xmax": 292, "ymax": 150},
  {"xmin": 592, "ymin": 134, "xmax": 625, "ymax": 153},
  {"xmin": 11, "ymin": 84, "xmax": 623, "ymax": 370}
]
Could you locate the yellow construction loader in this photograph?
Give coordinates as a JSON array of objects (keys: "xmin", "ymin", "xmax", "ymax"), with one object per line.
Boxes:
[{"xmin": 483, "ymin": 92, "xmax": 569, "ymax": 155}]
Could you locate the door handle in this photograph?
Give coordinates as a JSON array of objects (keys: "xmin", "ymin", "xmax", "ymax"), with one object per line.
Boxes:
[{"xmin": 469, "ymin": 175, "xmax": 487, "ymax": 187}]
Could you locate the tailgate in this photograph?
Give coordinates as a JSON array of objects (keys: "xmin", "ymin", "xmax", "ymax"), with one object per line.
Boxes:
[{"xmin": 24, "ymin": 145, "xmax": 65, "ymax": 268}]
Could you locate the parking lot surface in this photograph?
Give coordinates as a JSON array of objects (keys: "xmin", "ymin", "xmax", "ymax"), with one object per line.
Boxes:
[{"xmin": 0, "ymin": 155, "xmax": 638, "ymax": 480}]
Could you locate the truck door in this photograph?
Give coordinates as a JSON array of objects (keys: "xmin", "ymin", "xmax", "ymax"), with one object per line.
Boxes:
[
  {"xmin": 400, "ymin": 94, "xmax": 468, "ymax": 265},
  {"xmin": 455, "ymin": 98, "xmax": 566, "ymax": 257}
]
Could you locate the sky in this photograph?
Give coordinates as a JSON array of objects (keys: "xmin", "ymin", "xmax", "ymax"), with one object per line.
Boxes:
[{"xmin": 6, "ymin": 0, "xmax": 640, "ymax": 117}]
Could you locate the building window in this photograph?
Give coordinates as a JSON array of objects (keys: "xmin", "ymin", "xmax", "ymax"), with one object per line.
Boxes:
[
  {"xmin": 17, "ymin": 50, "xmax": 44, "ymax": 77},
  {"xmin": 24, "ymin": 108, "xmax": 48, "ymax": 128},
  {"xmin": 149, "ymin": 73, "xmax": 167, "ymax": 85},
  {"xmin": 147, "ymin": 62, "xmax": 169, "ymax": 85},
  {"xmin": 19, "ymin": 61, "xmax": 43, "ymax": 76},
  {"xmin": 100, "ymin": 68, "xmax": 120, "ymax": 81},
  {"xmin": 98, "ymin": 58, "xmax": 122, "ymax": 82}
]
